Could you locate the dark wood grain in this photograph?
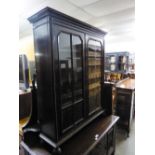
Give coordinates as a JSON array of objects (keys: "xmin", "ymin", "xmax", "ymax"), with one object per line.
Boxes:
[
  {"xmin": 20, "ymin": 115, "xmax": 119, "ymax": 155},
  {"xmin": 115, "ymin": 78, "xmax": 135, "ymax": 136},
  {"xmin": 61, "ymin": 115, "xmax": 119, "ymax": 155},
  {"xmin": 26, "ymin": 6, "xmax": 108, "ymax": 147},
  {"xmin": 116, "ymin": 78, "xmax": 135, "ymax": 90}
]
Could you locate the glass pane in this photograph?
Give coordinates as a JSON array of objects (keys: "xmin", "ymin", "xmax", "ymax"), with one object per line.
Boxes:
[
  {"xmin": 95, "ymin": 41, "xmax": 102, "ymax": 57},
  {"xmin": 58, "ymin": 33, "xmax": 72, "ymax": 104},
  {"xmin": 72, "ymin": 35, "xmax": 83, "ymax": 100},
  {"xmin": 88, "ymin": 39, "xmax": 102, "ymax": 114}
]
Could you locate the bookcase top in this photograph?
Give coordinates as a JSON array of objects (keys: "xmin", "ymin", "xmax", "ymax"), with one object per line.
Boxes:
[{"xmin": 28, "ymin": 7, "xmax": 107, "ymax": 36}]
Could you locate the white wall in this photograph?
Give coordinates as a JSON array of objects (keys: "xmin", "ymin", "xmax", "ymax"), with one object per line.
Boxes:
[
  {"xmin": 104, "ymin": 29, "xmax": 135, "ymax": 53},
  {"xmin": 19, "ymin": 35, "xmax": 35, "ymax": 61}
]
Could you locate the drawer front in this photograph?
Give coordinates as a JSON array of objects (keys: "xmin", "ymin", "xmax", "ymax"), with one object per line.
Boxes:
[{"xmin": 89, "ymin": 135, "xmax": 107, "ymax": 155}]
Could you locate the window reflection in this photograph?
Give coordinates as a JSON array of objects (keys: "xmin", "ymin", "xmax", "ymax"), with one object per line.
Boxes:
[
  {"xmin": 72, "ymin": 35, "xmax": 83, "ymax": 100},
  {"xmin": 58, "ymin": 33, "xmax": 72, "ymax": 104},
  {"xmin": 58, "ymin": 33, "xmax": 83, "ymax": 104}
]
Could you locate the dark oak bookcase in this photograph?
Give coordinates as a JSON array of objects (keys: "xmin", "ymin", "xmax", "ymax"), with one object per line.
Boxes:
[{"xmin": 25, "ymin": 7, "xmax": 116, "ymax": 150}]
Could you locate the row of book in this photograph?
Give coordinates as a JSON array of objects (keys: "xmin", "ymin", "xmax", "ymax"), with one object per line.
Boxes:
[
  {"xmin": 88, "ymin": 51, "xmax": 101, "ymax": 57},
  {"xmin": 88, "ymin": 72, "xmax": 101, "ymax": 79},
  {"xmin": 88, "ymin": 59, "xmax": 101, "ymax": 66}
]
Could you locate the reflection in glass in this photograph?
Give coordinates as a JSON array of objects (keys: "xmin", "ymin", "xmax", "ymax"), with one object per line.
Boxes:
[
  {"xmin": 72, "ymin": 35, "xmax": 83, "ymax": 100},
  {"xmin": 58, "ymin": 33, "xmax": 83, "ymax": 104},
  {"xmin": 59, "ymin": 33, "xmax": 72, "ymax": 104}
]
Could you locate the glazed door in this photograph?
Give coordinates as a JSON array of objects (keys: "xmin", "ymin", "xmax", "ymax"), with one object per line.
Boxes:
[
  {"xmin": 86, "ymin": 36, "xmax": 104, "ymax": 115},
  {"xmin": 53, "ymin": 24, "xmax": 85, "ymax": 135}
]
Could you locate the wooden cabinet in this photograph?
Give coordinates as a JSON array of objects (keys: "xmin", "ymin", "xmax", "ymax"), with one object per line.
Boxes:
[
  {"xmin": 89, "ymin": 126, "xmax": 116, "ymax": 155},
  {"xmin": 21, "ymin": 115, "xmax": 119, "ymax": 155},
  {"xmin": 115, "ymin": 78, "xmax": 135, "ymax": 136},
  {"xmin": 107, "ymin": 127, "xmax": 115, "ymax": 155},
  {"xmin": 89, "ymin": 136, "xmax": 107, "ymax": 155},
  {"xmin": 27, "ymin": 7, "xmax": 108, "ymax": 148}
]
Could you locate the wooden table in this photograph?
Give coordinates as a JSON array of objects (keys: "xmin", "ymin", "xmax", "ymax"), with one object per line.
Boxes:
[
  {"xmin": 20, "ymin": 115, "xmax": 119, "ymax": 155},
  {"xmin": 19, "ymin": 117, "xmax": 30, "ymax": 137},
  {"xmin": 19, "ymin": 89, "xmax": 32, "ymax": 143},
  {"xmin": 116, "ymin": 78, "xmax": 135, "ymax": 90},
  {"xmin": 115, "ymin": 78, "xmax": 135, "ymax": 136},
  {"xmin": 19, "ymin": 117, "xmax": 31, "ymax": 155}
]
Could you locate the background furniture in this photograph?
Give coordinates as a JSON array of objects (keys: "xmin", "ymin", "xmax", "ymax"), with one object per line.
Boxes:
[
  {"xmin": 19, "ymin": 90, "xmax": 32, "ymax": 119},
  {"xmin": 115, "ymin": 78, "xmax": 135, "ymax": 137},
  {"xmin": 105, "ymin": 52, "xmax": 131, "ymax": 73},
  {"xmin": 104, "ymin": 52, "xmax": 135, "ymax": 83}
]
